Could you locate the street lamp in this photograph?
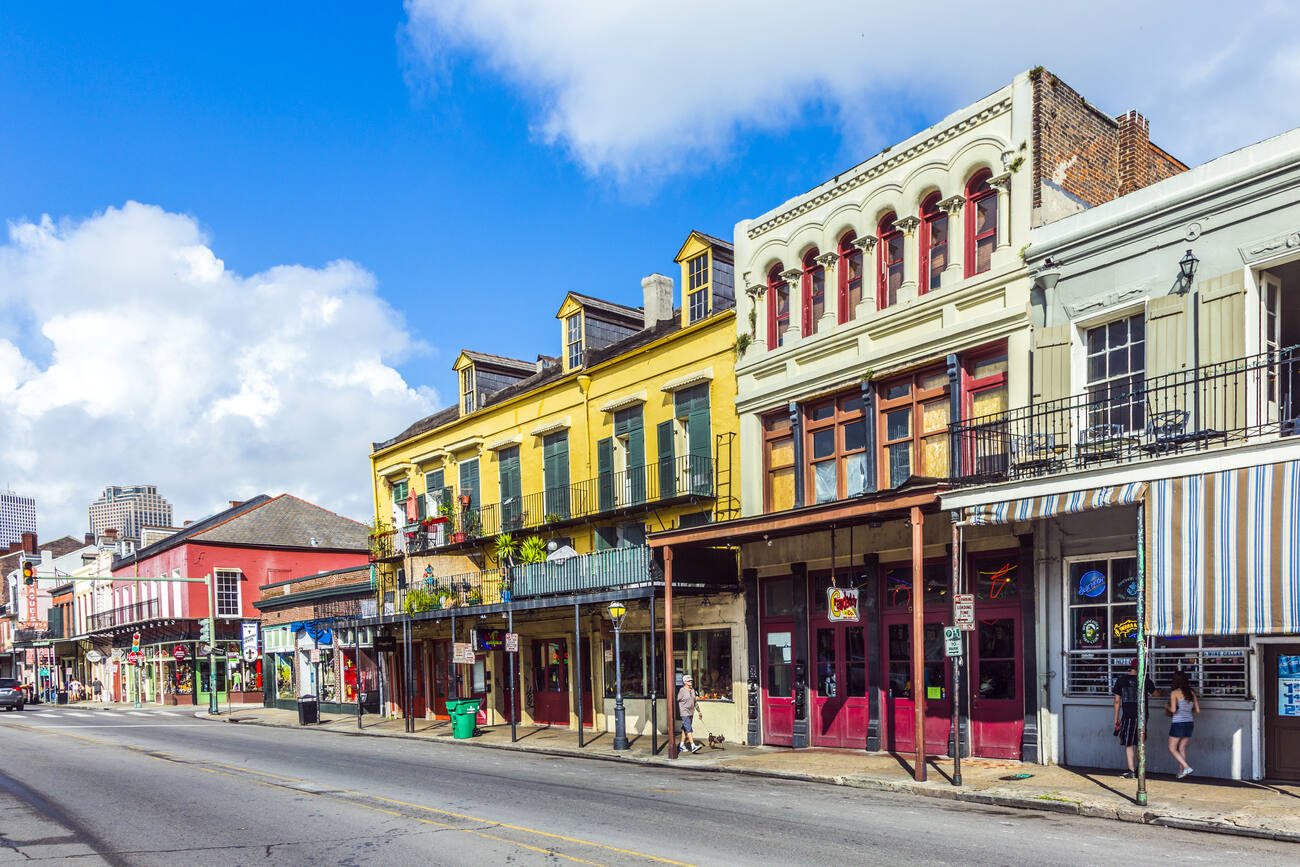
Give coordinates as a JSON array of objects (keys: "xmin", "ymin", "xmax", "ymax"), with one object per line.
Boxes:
[{"xmin": 607, "ymin": 600, "xmax": 629, "ymax": 750}]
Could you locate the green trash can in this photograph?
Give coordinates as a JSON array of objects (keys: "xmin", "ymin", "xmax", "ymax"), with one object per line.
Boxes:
[{"xmin": 451, "ymin": 698, "xmax": 480, "ymax": 739}]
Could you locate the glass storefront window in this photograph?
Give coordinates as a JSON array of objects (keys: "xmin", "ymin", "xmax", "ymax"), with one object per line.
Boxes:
[
  {"xmin": 1068, "ymin": 558, "xmax": 1138, "ymax": 651},
  {"xmin": 343, "ymin": 651, "xmax": 359, "ymax": 703},
  {"xmin": 972, "ymin": 555, "xmax": 1019, "ymax": 601},
  {"xmin": 680, "ymin": 629, "xmax": 732, "ymax": 700},
  {"xmin": 275, "ymin": 654, "xmax": 295, "ymax": 699},
  {"xmin": 318, "ymin": 649, "xmax": 338, "ymax": 702},
  {"xmin": 883, "ymin": 564, "xmax": 947, "ymax": 609},
  {"xmin": 764, "ymin": 579, "xmax": 793, "ymax": 616},
  {"xmin": 766, "ymin": 631, "xmax": 792, "ymax": 698},
  {"xmin": 602, "ymin": 634, "xmax": 664, "ymax": 699}
]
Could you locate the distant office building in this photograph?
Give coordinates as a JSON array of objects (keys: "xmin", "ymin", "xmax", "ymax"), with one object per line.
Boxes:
[
  {"xmin": 0, "ymin": 490, "xmax": 37, "ymax": 548},
  {"xmin": 88, "ymin": 485, "xmax": 173, "ymax": 540}
]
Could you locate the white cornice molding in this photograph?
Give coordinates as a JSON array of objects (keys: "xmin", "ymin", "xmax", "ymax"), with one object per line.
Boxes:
[
  {"xmin": 660, "ymin": 367, "xmax": 715, "ymax": 393},
  {"xmin": 408, "ymin": 449, "xmax": 448, "ymax": 466},
  {"xmin": 529, "ymin": 417, "xmax": 571, "ymax": 437},
  {"xmin": 598, "ymin": 390, "xmax": 648, "ymax": 413},
  {"xmin": 486, "ymin": 435, "xmax": 523, "ymax": 452},
  {"xmin": 376, "ymin": 462, "xmax": 413, "ymax": 479},
  {"xmin": 442, "ymin": 437, "xmax": 483, "ymax": 455}
]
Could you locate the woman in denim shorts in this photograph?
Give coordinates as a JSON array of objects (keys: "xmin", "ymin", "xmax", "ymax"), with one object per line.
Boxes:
[{"xmin": 1166, "ymin": 670, "xmax": 1200, "ymax": 779}]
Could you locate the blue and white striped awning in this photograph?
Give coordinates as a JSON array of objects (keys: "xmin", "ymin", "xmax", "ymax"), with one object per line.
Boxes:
[
  {"xmin": 962, "ymin": 482, "xmax": 1147, "ymax": 526},
  {"xmin": 1149, "ymin": 460, "xmax": 1300, "ymax": 636}
]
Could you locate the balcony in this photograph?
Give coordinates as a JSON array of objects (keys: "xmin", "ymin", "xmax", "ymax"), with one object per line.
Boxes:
[
  {"xmin": 951, "ymin": 347, "xmax": 1300, "ymax": 487},
  {"xmin": 412, "ymin": 454, "xmax": 714, "ymax": 553},
  {"xmin": 13, "ymin": 628, "xmax": 54, "ymax": 644},
  {"xmin": 399, "ymin": 545, "xmax": 661, "ymax": 613},
  {"xmin": 87, "ymin": 598, "xmax": 161, "ymax": 632}
]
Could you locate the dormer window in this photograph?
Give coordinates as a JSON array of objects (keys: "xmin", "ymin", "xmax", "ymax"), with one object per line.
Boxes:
[
  {"xmin": 687, "ymin": 252, "xmax": 710, "ymax": 324},
  {"xmin": 566, "ymin": 313, "xmax": 584, "ymax": 369},
  {"xmin": 461, "ymin": 367, "xmax": 475, "ymax": 414}
]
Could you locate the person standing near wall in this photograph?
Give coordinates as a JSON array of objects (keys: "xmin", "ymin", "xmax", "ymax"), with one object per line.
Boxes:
[
  {"xmin": 1166, "ymin": 670, "xmax": 1200, "ymax": 779},
  {"xmin": 1112, "ymin": 658, "xmax": 1156, "ymax": 778}
]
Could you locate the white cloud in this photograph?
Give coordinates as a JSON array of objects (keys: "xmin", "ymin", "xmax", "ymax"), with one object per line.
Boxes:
[
  {"xmin": 0, "ymin": 202, "xmax": 435, "ymax": 535},
  {"xmin": 404, "ymin": 0, "xmax": 1300, "ymax": 179}
]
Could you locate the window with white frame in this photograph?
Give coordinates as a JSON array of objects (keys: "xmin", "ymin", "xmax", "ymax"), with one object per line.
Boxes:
[
  {"xmin": 687, "ymin": 252, "xmax": 709, "ymax": 323},
  {"xmin": 215, "ymin": 570, "xmax": 240, "ymax": 617},
  {"xmin": 566, "ymin": 313, "xmax": 583, "ymax": 369},
  {"xmin": 1084, "ymin": 314, "xmax": 1145, "ymax": 435}
]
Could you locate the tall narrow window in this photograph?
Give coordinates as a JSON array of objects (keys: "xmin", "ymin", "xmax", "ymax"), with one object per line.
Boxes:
[
  {"xmin": 460, "ymin": 367, "xmax": 475, "ymax": 414},
  {"xmin": 1085, "ymin": 315, "xmax": 1145, "ymax": 433},
  {"xmin": 838, "ymin": 231, "xmax": 862, "ymax": 323},
  {"xmin": 920, "ymin": 192, "xmax": 947, "ymax": 293},
  {"xmin": 965, "ymin": 170, "xmax": 997, "ymax": 277},
  {"xmin": 878, "ymin": 213, "xmax": 903, "ymax": 309},
  {"xmin": 215, "ymin": 569, "xmax": 240, "ymax": 617},
  {"xmin": 964, "ymin": 350, "xmax": 1009, "ymax": 477},
  {"xmin": 878, "ymin": 368, "xmax": 950, "ymax": 487},
  {"xmin": 687, "ymin": 251, "xmax": 710, "ymax": 324},
  {"xmin": 801, "ymin": 248, "xmax": 825, "ymax": 337},
  {"xmin": 762, "ymin": 411, "xmax": 795, "ymax": 512},
  {"xmin": 767, "ymin": 263, "xmax": 789, "ymax": 349},
  {"xmin": 804, "ymin": 391, "xmax": 868, "ymax": 503},
  {"xmin": 566, "ymin": 313, "xmax": 583, "ymax": 369}
]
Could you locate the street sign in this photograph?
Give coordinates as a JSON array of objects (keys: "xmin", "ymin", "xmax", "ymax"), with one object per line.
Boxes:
[
  {"xmin": 243, "ymin": 647, "xmax": 259, "ymax": 662},
  {"xmin": 125, "ymin": 651, "xmax": 142, "ymax": 665},
  {"xmin": 241, "ymin": 621, "xmax": 259, "ymax": 662},
  {"xmin": 453, "ymin": 642, "xmax": 476, "ymax": 665},
  {"xmin": 943, "ymin": 626, "xmax": 963, "ymax": 657},
  {"xmin": 954, "ymin": 593, "xmax": 976, "ymax": 631},
  {"xmin": 85, "ymin": 650, "xmax": 103, "ymax": 664},
  {"xmin": 504, "ymin": 632, "xmax": 519, "ymax": 653},
  {"xmin": 197, "ymin": 642, "xmax": 211, "ymax": 657},
  {"xmin": 373, "ymin": 635, "xmax": 396, "ymax": 652},
  {"xmin": 173, "ymin": 645, "xmax": 188, "ymax": 660}
]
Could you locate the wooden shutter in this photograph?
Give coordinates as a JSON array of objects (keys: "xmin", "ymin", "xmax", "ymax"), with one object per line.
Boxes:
[
  {"xmin": 459, "ymin": 459, "xmax": 479, "ymax": 510},
  {"xmin": 498, "ymin": 446, "xmax": 521, "ymax": 530},
  {"xmin": 1145, "ymin": 293, "xmax": 1188, "ymax": 378},
  {"xmin": 1031, "ymin": 324, "xmax": 1072, "ymax": 404},
  {"xmin": 543, "ymin": 433, "xmax": 569, "ymax": 519},
  {"xmin": 597, "ymin": 437, "xmax": 614, "ymax": 512},
  {"xmin": 615, "ymin": 407, "xmax": 646, "ymax": 504},
  {"xmin": 675, "ymin": 384, "xmax": 712, "ymax": 494},
  {"xmin": 658, "ymin": 420, "xmax": 676, "ymax": 499},
  {"xmin": 1197, "ymin": 272, "xmax": 1246, "ymax": 365}
]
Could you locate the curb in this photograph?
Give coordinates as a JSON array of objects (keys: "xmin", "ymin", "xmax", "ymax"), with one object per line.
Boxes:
[{"xmin": 199, "ymin": 713, "xmax": 1298, "ymax": 844}]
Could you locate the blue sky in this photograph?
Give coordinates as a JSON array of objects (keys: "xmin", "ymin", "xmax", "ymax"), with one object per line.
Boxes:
[{"xmin": 2, "ymin": 1, "xmax": 1298, "ymax": 533}]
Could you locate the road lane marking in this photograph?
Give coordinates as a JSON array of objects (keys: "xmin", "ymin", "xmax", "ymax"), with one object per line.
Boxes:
[{"xmin": 127, "ymin": 711, "xmax": 150, "ymax": 716}]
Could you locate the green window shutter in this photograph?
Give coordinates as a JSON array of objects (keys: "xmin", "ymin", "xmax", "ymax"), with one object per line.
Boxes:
[
  {"xmin": 675, "ymin": 385, "xmax": 712, "ymax": 494},
  {"xmin": 416, "ymin": 492, "xmax": 427, "ymax": 521},
  {"xmin": 543, "ymin": 432, "xmax": 570, "ymax": 519},
  {"xmin": 459, "ymin": 459, "xmax": 480, "ymax": 534},
  {"xmin": 617, "ymin": 407, "xmax": 646, "ymax": 505},
  {"xmin": 498, "ymin": 446, "xmax": 522, "ymax": 530},
  {"xmin": 597, "ymin": 437, "xmax": 614, "ymax": 512},
  {"xmin": 657, "ymin": 420, "xmax": 676, "ymax": 499},
  {"xmin": 594, "ymin": 526, "xmax": 617, "ymax": 551}
]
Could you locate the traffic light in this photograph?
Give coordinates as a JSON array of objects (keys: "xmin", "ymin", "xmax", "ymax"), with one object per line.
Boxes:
[
  {"xmin": 199, "ymin": 620, "xmax": 212, "ymax": 643},
  {"xmin": 131, "ymin": 632, "xmax": 140, "ymax": 653},
  {"xmin": 21, "ymin": 559, "xmax": 35, "ymax": 586}
]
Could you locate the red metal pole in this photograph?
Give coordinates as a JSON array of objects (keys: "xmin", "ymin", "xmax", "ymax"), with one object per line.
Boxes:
[
  {"xmin": 911, "ymin": 506, "xmax": 927, "ymax": 782},
  {"xmin": 664, "ymin": 546, "xmax": 677, "ymax": 760}
]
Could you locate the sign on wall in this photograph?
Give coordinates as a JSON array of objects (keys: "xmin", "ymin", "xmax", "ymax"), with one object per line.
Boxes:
[
  {"xmin": 241, "ymin": 621, "xmax": 260, "ymax": 660},
  {"xmin": 1280, "ymin": 655, "xmax": 1300, "ymax": 718},
  {"xmin": 453, "ymin": 642, "xmax": 476, "ymax": 665},
  {"xmin": 827, "ymin": 587, "xmax": 860, "ymax": 622},
  {"xmin": 504, "ymin": 633, "xmax": 519, "ymax": 653}
]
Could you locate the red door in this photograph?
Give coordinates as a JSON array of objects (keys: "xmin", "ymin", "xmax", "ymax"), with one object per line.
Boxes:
[
  {"xmin": 811, "ymin": 623, "xmax": 869, "ymax": 748},
  {"xmin": 883, "ymin": 615, "xmax": 952, "ymax": 755},
  {"xmin": 532, "ymin": 639, "xmax": 570, "ymax": 726},
  {"xmin": 431, "ymin": 641, "xmax": 454, "ymax": 720},
  {"xmin": 761, "ymin": 626, "xmax": 795, "ymax": 745},
  {"xmin": 969, "ymin": 610, "xmax": 1023, "ymax": 759}
]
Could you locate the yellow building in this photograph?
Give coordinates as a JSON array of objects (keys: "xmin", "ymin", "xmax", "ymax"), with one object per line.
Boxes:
[{"xmin": 366, "ymin": 231, "xmax": 746, "ymax": 744}]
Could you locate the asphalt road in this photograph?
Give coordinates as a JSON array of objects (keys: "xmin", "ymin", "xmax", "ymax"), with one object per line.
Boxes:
[{"xmin": 0, "ymin": 704, "xmax": 1294, "ymax": 866}]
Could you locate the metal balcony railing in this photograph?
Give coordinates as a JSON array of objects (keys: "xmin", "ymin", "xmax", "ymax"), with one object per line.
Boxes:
[
  {"xmin": 397, "ymin": 545, "xmax": 660, "ymax": 613},
  {"xmin": 411, "ymin": 454, "xmax": 714, "ymax": 552},
  {"xmin": 950, "ymin": 346, "xmax": 1300, "ymax": 486},
  {"xmin": 87, "ymin": 598, "xmax": 161, "ymax": 632}
]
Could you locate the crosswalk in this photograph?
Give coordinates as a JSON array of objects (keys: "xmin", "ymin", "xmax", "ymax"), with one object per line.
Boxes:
[{"xmin": 27, "ymin": 706, "xmax": 190, "ymax": 718}]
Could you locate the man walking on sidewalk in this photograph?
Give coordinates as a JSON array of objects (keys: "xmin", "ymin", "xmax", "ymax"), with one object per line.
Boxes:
[
  {"xmin": 1112, "ymin": 658, "xmax": 1156, "ymax": 778},
  {"xmin": 677, "ymin": 674, "xmax": 703, "ymax": 755}
]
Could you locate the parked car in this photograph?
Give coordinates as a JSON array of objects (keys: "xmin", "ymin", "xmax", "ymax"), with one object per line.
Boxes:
[{"xmin": 0, "ymin": 678, "xmax": 25, "ymax": 711}]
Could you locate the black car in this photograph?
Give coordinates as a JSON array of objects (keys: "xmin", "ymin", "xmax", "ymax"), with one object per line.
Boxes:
[{"xmin": 0, "ymin": 677, "xmax": 25, "ymax": 711}]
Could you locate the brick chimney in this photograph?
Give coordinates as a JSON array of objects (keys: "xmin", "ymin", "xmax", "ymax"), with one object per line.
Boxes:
[
  {"xmin": 641, "ymin": 273, "xmax": 675, "ymax": 328},
  {"xmin": 1117, "ymin": 110, "xmax": 1151, "ymax": 196},
  {"xmin": 229, "ymin": 500, "xmax": 243, "ymax": 509},
  {"xmin": 21, "ymin": 531, "xmax": 36, "ymax": 554},
  {"xmin": 103, "ymin": 529, "xmax": 118, "ymax": 540}
]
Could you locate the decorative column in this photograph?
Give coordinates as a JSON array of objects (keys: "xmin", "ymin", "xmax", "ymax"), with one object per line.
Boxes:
[
  {"xmin": 745, "ymin": 285, "xmax": 767, "ymax": 353},
  {"xmin": 815, "ymin": 251, "xmax": 839, "ymax": 331},
  {"xmin": 894, "ymin": 216, "xmax": 921, "ymax": 303},
  {"xmin": 940, "ymin": 195, "xmax": 965, "ymax": 282},
  {"xmin": 852, "ymin": 235, "xmax": 878, "ymax": 318},
  {"xmin": 780, "ymin": 268, "xmax": 803, "ymax": 346},
  {"xmin": 987, "ymin": 172, "xmax": 1012, "ymax": 250}
]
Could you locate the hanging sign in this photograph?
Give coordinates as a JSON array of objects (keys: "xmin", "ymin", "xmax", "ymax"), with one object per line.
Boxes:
[
  {"xmin": 476, "ymin": 629, "xmax": 505, "ymax": 651},
  {"xmin": 85, "ymin": 650, "xmax": 103, "ymax": 664},
  {"xmin": 504, "ymin": 633, "xmax": 519, "ymax": 653},
  {"xmin": 943, "ymin": 626, "xmax": 963, "ymax": 657},
  {"xmin": 453, "ymin": 642, "xmax": 476, "ymax": 665},
  {"xmin": 243, "ymin": 647, "xmax": 259, "ymax": 662},
  {"xmin": 241, "ymin": 621, "xmax": 259, "ymax": 661},
  {"xmin": 173, "ymin": 644, "xmax": 188, "ymax": 660},
  {"xmin": 125, "ymin": 651, "xmax": 142, "ymax": 666},
  {"xmin": 954, "ymin": 593, "xmax": 976, "ymax": 631},
  {"xmin": 827, "ymin": 587, "xmax": 860, "ymax": 622}
]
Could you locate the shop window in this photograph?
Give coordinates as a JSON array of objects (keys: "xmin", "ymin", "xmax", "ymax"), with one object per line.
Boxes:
[
  {"xmin": 764, "ymin": 577, "xmax": 794, "ymax": 617},
  {"xmin": 678, "ymin": 629, "xmax": 732, "ymax": 701},
  {"xmin": 919, "ymin": 191, "xmax": 947, "ymax": 293},
  {"xmin": 766, "ymin": 631, "xmax": 793, "ymax": 697},
  {"xmin": 877, "ymin": 213, "xmax": 903, "ymax": 309},
  {"xmin": 883, "ymin": 563, "xmax": 948, "ymax": 610},
  {"xmin": 762, "ymin": 410, "xmax": 795, "ymax": 512},
  {"xmin": 603, "ymin": 633, "xmax": 665, "ymax": 698},
  {"xmin": 1085, "ymin": 314, "xmax": 1145, "ymax": 434},
  {"xmin": 878, "ymin": 367, "xmax": 950, "ymax": 487},
  {"xmin": 977, "ymin": 618, "xmax": 1017, "ymax": 700},
  {"xmin": 804, "ymin": 391, "xmax": 867, "ymax": 503},
  {"xmin": 801, "ymin": 248, "xmax": 825, "ymax": 337},
  {"xmin": 965, "ymin": 169, "xmax": 997, "ymax": 276},
  {"xmin": 971, "ymin": 554, "xmax": 1019, "ymax": 601},
  {"xmin": 533, "ymin": 641, "xmax": 569, "ymax": 693},
  {"xmin": 1150, "ymin": 634, "xmax": 1250, "ymax": 699},
  {"xmin": 317, "ymin": 649, "xmax": 338, "ymax": 702},
  {"xmin": 275, "ymin": 654, "xmax": 295, "ymax": 699},
  {"xmin": 887, "ymin": 622, "xmax": 945, "ymax": 700},
  {"xmin": 838, "ymin": 231, "xmax": 862, "ymax": 323},
  {"xmin": 215, "ymin": 569, "xmax": 240, "ymax": 617},
  {"xmin": 767, "ymin": 263, "xmax": 789, "ymax": 349}
]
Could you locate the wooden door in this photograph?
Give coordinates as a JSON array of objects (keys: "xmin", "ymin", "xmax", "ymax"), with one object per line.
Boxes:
[
  {"xmin": 883, "ymin": 615, "xmax": 951, "ymax": 755},
  {"xmin": 761, "ymin": 626, "xmax": 795, "ymax": 746},
  {"xmin": 969, "ymin": 609, "xmax": 1023, "ymax": 759},
  {"xmin": 1264, "ymin": 644, "xmax": 1300, "ymax": 781},
  {"xmin": 431, "ymin": 641, "xmax": 454, "ymax": 720},
  {"xmin": 811, "ymin": 623, "xmax": 869, "ymax": 749},
  {"xmin": 532, "ymin": 639, "xmax": 570, "ymax": 726}
]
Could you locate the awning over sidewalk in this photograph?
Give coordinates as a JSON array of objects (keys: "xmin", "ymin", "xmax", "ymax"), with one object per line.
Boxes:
[
  {"xmin": 1149, "ymin": 459, "xmax": 1300, "ymax": 636},
  {"xmin": 962, "ymin": 482, "xmax": 1147, "ymax": 526}
]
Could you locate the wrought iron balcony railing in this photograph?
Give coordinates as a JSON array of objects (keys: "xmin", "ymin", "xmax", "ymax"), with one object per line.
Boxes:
[
  {"xmin": 396, "ymin": 545, "xmax": 660, "ymax": 613},
  {"xmin": 87, "ymin": 598, "xmax": 161, "ymax": 632},
  {"xmin": 409, "ymin": 454, "xmax": 713, "ymax": 553},
  {"xmin": 951, "ymin": 346, "xmax": 1300, "ymax": 486}
]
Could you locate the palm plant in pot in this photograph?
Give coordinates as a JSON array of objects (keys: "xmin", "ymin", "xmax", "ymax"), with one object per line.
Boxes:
[{"xmin": 494, "ymin": 533, "xmax": 517, "ymax": 602}]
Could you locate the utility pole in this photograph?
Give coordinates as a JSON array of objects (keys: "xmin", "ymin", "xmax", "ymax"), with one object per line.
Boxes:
[{"xmin": 207, "ymin": 573, "xmax": 218, "ymax": 716}]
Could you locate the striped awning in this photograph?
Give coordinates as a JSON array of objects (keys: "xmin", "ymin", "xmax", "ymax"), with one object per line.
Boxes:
[
  {"xmin": 963, "ymin": 482, "xmax": 1147, "ymax": 526},
  {"xmin": 1149, "ymin": 460, "xmax": 1300, "ymax": 636}
]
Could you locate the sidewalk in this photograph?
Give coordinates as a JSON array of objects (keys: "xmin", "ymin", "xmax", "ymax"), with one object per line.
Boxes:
[{"xmin": 203, "ymin": 706, "xmax": 1300, "ymax": 844}]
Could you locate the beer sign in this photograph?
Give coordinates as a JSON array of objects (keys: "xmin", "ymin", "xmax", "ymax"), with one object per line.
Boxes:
[{"xmin": 827, "ymin": 587, "xmax": 860, "ymax": 622}]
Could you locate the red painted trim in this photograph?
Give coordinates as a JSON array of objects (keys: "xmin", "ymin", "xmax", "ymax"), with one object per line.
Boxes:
[
  {"xmin": 918, "ymin": 192, "xmax": 943, "ymax": 296},
  {"xmin": 964, "ymin": 169, "xmax": 996, "ymax": 278},
  {"xmin": 877, "ymin": 213, "xmax": 900, "ymax": 310},
  {"xmin": 836, "ymin": 231, "xmax": 857, "ymax": 324},
  {"xmin": 766, "ymin": 264, "xmax": 785, "ymax": 350}
]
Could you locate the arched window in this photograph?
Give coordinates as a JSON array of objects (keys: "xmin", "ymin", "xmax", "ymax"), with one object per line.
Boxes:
[
  {"xmin": 801, "ymin": 248, "xmax": 825, "ymax": 337},
  {"xmin": 919, "ymin": 192, "xmax": 947, "ymax": 294},
  {"xmin": 837, "ymin": 231, "xmax": 862, "ymax": 323},
  {"xmin": 767, "ymin": 263, "xmax": 789, "ymax": 349},
  {"xmin": 965, "ymin": 169, "xmax": 997, "ymax": 277},
  {"xmin": 878, "ymin": 213, "xmax": 903, "ymax": 309}
]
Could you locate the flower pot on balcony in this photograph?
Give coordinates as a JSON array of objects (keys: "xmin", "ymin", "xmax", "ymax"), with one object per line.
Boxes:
[{"xmin": 452, "ymin": 531, "xmax": 467, "ymax": 544}]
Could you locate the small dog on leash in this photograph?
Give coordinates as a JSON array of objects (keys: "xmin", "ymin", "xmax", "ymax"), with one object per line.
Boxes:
[{"xmin": 707, "ymin": 733, "xmax": 726, "ymax": 749}]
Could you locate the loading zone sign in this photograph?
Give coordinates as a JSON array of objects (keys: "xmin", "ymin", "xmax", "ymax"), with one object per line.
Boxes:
[{"xmin": 954, "ymin": 594, "xmax": 975, "ymax": 631}]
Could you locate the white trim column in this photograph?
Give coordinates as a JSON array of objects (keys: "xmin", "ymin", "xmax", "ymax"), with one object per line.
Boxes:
[
  {"xmin": 851, "ymin": 235, "xmax": 878, "ymax": 318},
  {"xmin": 940, "ymin": 195, "xmax": 965, "ymax": 283},
  {"xmin": 780, "ymin": 268, "xmax": 803, "ymax": 346},
  {"xmin": 745, "ymin": 285, "xmax": 767, "ymax": 353},
  {"xmin": 815, "ymin": 251, "xmax": 839, "ymax": 331},
  {"xmin": 988, "ymin": 172, "xmax": 1012, "ymax": 250},
  {"xmin": 894, "ymin": 216, "xmax": 921, "ymax": 303}
]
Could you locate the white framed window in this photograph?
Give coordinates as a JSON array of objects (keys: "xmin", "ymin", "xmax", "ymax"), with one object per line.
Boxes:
[
  {"xmin": 566, "ymin": 313, "xmax": 583, "ymax": 369},
  {"xmin": 215, "ymin": 569, "xmax": 241, "ymax": 618},
  {"xmin": 687, "ymin": 252, "xmax": 710, "ymax": 323}
]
